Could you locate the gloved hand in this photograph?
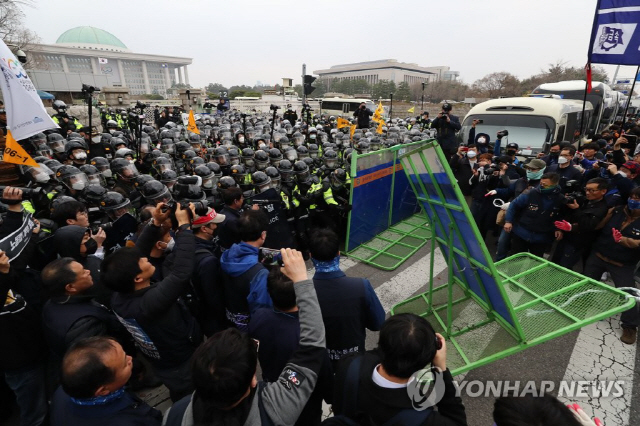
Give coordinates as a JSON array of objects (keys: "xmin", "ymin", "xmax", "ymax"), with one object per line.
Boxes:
[
  {"xmin": 555, "ymin": 220, "xmax": 572, "ymax": 232},
  {"xmin": 567, "ymin": 403, "xmax": 602, "ymax": 426},
  {"xmin": 612, "ymin": 228, "xmax": 623, "ymax": 243},
  {"xmin": 500, "ymin": 202, "xmax": 510, "ymax": 211},
  {"xmin": 485, "ymin": 190, "xmax": 497, "ymax": 197}
]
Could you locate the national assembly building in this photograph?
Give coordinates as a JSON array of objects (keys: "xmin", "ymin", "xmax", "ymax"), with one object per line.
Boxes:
[{"xmin": 25, "ymin": 26, "xmax": 192, "ymax": 99}]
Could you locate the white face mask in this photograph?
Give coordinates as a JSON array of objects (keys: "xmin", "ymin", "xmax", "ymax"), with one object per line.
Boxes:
[
  {"xmin": 467, "ymin": 151, "xmax": 477, "ymax": 159},
  {"xmin": 557, "ymin": 156, "xmax": 569, "ymax": 165},
  {"xmin": 71, "ymin": 181, "xmax": 86, "ymax": 191},
  {"xmin": 74, "ymin": 152, "xmax": 87, "ymax": 160},
  {"xmin": 238, "ymin": 137, "xmax": 245, "ymax": 143},
  {"xmin": 165, "ymin": 238, "xmax": 175, "ymax": 252},
  {"xmin": 477, "ymin": 137, "xmax": 486, "ymax": 144}
]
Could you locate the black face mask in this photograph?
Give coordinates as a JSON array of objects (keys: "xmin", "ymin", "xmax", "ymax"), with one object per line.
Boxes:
[
  {"xmin": 507, "ymin": 150, "xmax": 517, "ymax": 156},
  {"xmin": 550, "ymin": 152, "xmax": 560, "ymax": 157},
  {"xmin": 84, "ymin": 238, "xmax": 98, "ymax": 255}
]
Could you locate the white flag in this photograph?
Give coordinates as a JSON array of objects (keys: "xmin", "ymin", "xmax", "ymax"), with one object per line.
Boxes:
[
  {"xmin": 0, "ymin": 40, "xmax": 58, "ymax": 140},
  {"xmin": 98, "ymin": 57, "xmax": 108, "ymax": 64}
]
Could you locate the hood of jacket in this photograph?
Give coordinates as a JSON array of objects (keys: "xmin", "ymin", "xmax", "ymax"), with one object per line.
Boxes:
[
  {"xmin": 220, "ymin": 242, "xmax": 259, "ymax": 277},
  {"xmin": 54, "ymin": 225, "xmax": 88, "ymax": 260}
]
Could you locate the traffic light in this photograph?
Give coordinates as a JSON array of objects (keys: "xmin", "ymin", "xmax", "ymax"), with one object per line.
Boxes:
[{"xmin": 304, "ymin": 75, "xmax": 317, "ymax": 96}]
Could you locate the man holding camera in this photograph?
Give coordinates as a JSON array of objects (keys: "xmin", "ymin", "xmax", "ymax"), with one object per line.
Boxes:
[
  {"xmin": 353, "ymin": 102, "xmax": 373, "ymax": 129},
  {"xmin": 101, "ymin": 202, "xmax": 199, "ymax": 402},
  {"xmin": 431, "ymin": 103, "xmax": 461, "ymax": 158},
  {"xmin": 283, "ymin": 105, "xmax": 298, "ymax": 123},
  {"xmin": 552, "ymin": 178, "xmax": 609, "ymax": 269}
]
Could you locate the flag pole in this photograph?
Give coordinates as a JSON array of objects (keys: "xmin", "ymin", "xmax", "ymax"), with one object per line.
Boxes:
[
  {"xmin": 578, "ymin": 66, "xmax": 589, "ymax": 151},
  {"xmin": 622, "ymin": 66, "xmax": 640, "ymax": 122}
]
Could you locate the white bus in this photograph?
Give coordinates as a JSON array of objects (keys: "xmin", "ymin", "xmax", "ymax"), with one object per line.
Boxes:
[
  {"xmin": 530, "ymin": 80, "xmax": 616, "ymax": 134},
  {"xmin": 318, "ymin": 97, "xmax": 378, "ymax": 117},
  {"xmin": 460, "ymin": 97, "xmax": 594, "ymax": 157}
]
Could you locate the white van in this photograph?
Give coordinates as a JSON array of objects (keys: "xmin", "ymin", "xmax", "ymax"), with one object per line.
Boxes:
[{"xmin": 460, "ymin": 97, "xmax": 594, "ymax": 157}]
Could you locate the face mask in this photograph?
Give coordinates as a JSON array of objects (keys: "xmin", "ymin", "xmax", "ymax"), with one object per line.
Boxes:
[
  {"xmin": 557, "ymin": 156, "xmax": 569, "ymax": 165},
  {"xmin": 619, "ymin": 171, "xmax": 628, "ymax": 179},
  {"xmin": 477, "ymin": 137, "xmax": 486, "ymax": 144},
  {"xmin": 109, "ymin": 129, "xmax": 116, "ymax": 134},
  {"xmin": 507, "ymin": 150, "xmax": 517, "ymax": 156},
  {"xmin": 35, "ymin": 173, "xmax": 49, "ymax": 183},
  {"xmin": 84, "ymin": 238, "xmax": 98, "ymax": 255},
  {"xmin": 628, "ymin": 199, "xmax": 640, "ymax": 210},
  {"xmin": 102, "ymin": 169, "xmax": 113, "ymax": 178},
  {"xmin": 526, "ymin": 170, "xmax": 544, "ymax": 180},
  {"xmin": 549, "ymin": 152, "xmax": 560, "ymax": 157},
  {"xmin": 238, "ymin": 137, "xmax": 245, "ymax": 143},
  {"xmin": 165, "ymin": 238, "xmax": 175, "ymax": 253},
  {"xmin": 129, "ymin": 160, "xmax": 135, "ymax": 164},
  {"xmin": 310, "ymin": 134, "xmax": 316, "ymax": 140},
  {"xmin": 467, "ymin": 151, "xmax": 477, "ymax": 159},
  {"xmin": 71, "ymin": 181, "xmax": 86, "ymax": 191},
  {"xmin": 74, "ymin": 152, "xmax": 87, "ymax": 160},
  {"xmin": 540, "ymin": 185, "xmax": 557, "ymax": 193}
]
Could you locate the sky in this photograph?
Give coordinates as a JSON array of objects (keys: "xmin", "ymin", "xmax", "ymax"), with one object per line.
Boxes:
[{"xmin": 19, "ymin": 0, "xmax": 636, "ymax": 88}]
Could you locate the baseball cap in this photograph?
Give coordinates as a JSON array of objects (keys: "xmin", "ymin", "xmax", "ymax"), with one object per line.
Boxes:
[
  {"xmin": 524, "ymin": 159, "xmax": 546, "ymax": 170},
  {"xmin": 621, "ymin": 161, "xmax": 640, "ymax": 175},
  {"xmin": 192, "ymin": 208, "xmax": 225, "ymax": 228}
]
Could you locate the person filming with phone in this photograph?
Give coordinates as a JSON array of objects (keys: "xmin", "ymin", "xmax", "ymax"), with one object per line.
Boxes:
[{"xmin": 431, "ymin": 103, "xmax": 462, "ymax": 159}]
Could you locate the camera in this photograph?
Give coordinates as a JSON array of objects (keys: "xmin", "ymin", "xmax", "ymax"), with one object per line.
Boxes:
[
  {"xmin": 497, "ymin": 130, "xmax": 509, "ymax": 139},
  {"xmin": 136, "ymin": 101, "xmax": 148, "ymax": 110},
  {"xmin": 270, "ymin": 104, "xmax": 280, "ymax": 111},
  {"xmin": 90, "ymin": 221, "xmax": 113, "ymax": 235},
  {"xmin": 81, "ymin": 84, "xmax": 99, "ymax": 94},
  {"xmin": 161, "ymin": 199, "xmax": 208, "ymax": 217},
  {"xmin": 258, "ymin": 247, "xmax": 283, "ymax": 266},
  {"xmin": 597, "ymin": 161, "xmax": 608, "ymax": 168},
  {"xmin": 561, "ymin": 180, "xmax": 586, "ymax": 205},
  {"xmin": 0, "ymin": 186, "xmax": 47, "ymax": 202},
  {"xmin": 484, "ymin": 165, "xmax": 499, "ymax": 175}
]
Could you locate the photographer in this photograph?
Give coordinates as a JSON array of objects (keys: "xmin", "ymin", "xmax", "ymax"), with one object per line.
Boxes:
[
  {"xmin": 470, "ymin": 154, "xmax": 501, "ymax": 238},
  {"xmin": 101, "ymin": 202, "xmax": 199, "ymax": 401},
  {"xmin": 584, "ymin": 187, "xmax": 640, "ymax": 344},
  {"xmin": 353, "ymin": 102, "xmax": 373, "ymax": 129},
  {"xmin": 431, "ymin": 103, "xmax": 462, "ymax": 158},
  {"xmin": 450, "ymin": 144, "xmax": 479, "ymax": 202},
  {"xmin": 552, "ymin": 178, "xmax": 609, "ymax": 269},
  {"xmin": 283, "ymin": 105, "xmax": 298, "ymax": 123}
]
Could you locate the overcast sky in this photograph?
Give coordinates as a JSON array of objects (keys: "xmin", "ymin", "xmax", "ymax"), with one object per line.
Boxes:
[{"xmin": 20, "ymin": 0, "xmax": 634, "ymax": 88}]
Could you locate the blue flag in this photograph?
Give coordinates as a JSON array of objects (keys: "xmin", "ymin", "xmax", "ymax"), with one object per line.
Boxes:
[{"xmin": 589, "ymin": 0, "xmax": 640, "ymax": 65}]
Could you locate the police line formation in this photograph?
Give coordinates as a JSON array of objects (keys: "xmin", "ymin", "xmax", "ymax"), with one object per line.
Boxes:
[{"xmin": 1, "ymin": 99, "xmax": 631, "ymax": 426}]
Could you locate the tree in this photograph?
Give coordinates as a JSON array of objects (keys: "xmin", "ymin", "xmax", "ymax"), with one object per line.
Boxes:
[
  {"xmin": 1, "ymin": 1, "xmax": 42, "ymax": 70},
  {"xmin": 171, "ymin": 83, "xmax": 192, "ymax": 89},
  {"xmin": 229, "ymin": 90, "xmax": 246, "ymax": 99},
  {"xmin": 372, "ymin": 80, "xmax": 396, "ymax": 100},
  {"xmin": 414, "ymin": 80, "xmax": 469, "ymax": 103},
  {"xmin": 205, "ymin": 82, "xmax": 228, "ymax": 94},
  {"xmin": 519, "ymin": 61, "xmax": 609, "ymax": 94},
  {"xmin": 471, "ymin": 72, "xmax": 522, "ymax": 98},
  {"xmin": 396, "ymin": 82, "xmax": 411, "ymax": 101}
]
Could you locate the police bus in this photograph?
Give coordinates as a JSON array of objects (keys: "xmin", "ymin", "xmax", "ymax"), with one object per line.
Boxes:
[
  {"xmin": 319, "ymin": 97, "xmax": 377, "ymax": 117},
  {"xmin": 459, "ymin": 97, "xmax": 594, "ymax": 157},
  {"xmin": 530, "ymin": 80, "xmax": 617, "ymax": 134}
]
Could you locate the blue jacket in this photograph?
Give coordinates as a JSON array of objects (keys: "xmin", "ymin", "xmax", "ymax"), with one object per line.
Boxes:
[
  {"xmin": 220, "ymin": 242, "xmax": 271, "ymax": 313},
  {"xmin": 506, "ymin": 186, "xmax": 564, "ymax": 243}
]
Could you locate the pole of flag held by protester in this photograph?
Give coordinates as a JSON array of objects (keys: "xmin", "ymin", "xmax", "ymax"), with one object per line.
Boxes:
[
  {"xmin": 581, "ymin": 0, "xmax": 640, "ymax": 146},
  {"xmin": 0, "ymin": 39, "xmax": 58, "ymax": 167}
]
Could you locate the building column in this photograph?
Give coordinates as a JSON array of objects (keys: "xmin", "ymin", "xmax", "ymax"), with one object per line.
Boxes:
[
  {"xmin": 60, "ymin": 55, "xmax": 70, "ymax": 73},
  {"xmin": 163, "ymin": 64, "xmax": 171, "ymax": 91},
  {"xmin": 178, "ymin": 66, "xmax": 184, "ymax": 85},
  {"xmin": 184, "ymin": 66, "xmax": 190, "ymax": 86},
  {"xmin": 141, "ymin": 61, "xmax": 151, "ymax": 94},
  {"xmin": 117, "ymin": 59, "xmax": 127, "ymax": 87},
  {"xmin": 90, "ymin": 57, "xmax": 99, "ymax": 75}
]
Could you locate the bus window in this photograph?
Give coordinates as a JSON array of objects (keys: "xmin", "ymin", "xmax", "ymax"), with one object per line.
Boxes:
[
  {"xmin": 556, "ymin": 125, "xmax": 565, "ymax": 141},
  {"xmin": 343, "ymin": 103, "xmax": 350, "ymax": 114}
]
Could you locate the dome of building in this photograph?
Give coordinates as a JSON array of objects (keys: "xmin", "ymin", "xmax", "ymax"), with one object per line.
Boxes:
[{"xmin": 55, "ymin": 26, "xmax": 130, "ymax": 53}]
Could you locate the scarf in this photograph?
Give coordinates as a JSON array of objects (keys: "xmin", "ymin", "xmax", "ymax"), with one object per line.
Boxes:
[
  {"xmin": 71, "ymin": 387, "xmax": 126, "ymax": 406},
  {"xmin": 312, "ymin": 255, "xmax": 341, "ymax": 273}
]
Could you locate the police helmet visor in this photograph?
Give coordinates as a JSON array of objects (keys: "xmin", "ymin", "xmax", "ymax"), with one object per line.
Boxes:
[
  {"xmin": 243, "ymin": 158, "xmax": 255, "ymax": 168},
  {"xmin": 86, "ymin": 173, "xmax": 107, "ymax": 187},
  {"xmin": 296, "ymin": 170, "xmax": 310, "ymax": 183},
  {"xmin": 66, "ymin": 173, "xmax": 89, "ymax": 191},
  {"xmin": 325, "ymin": 158, "xmax": 338, "ymax": 168},
  {"xmin": 216, "ymin": 154, "xmax": 229, "ymax": 165},
  {"xmin": 281, "ymin": 170, "xmax": 293, "ymax": 182},
  {"xmin": 48, "ymin": 140, "xmax": 65, "ymax": 153},
  {"xmin": 293, "ymin": 134, "xmax": 305, "ymax": 146},
  {"xmin": 162, "ymin": 142, "xmax": 175, "ymax": 154},
  {"xmin": 157, "ymin": 162, "xmax": 173, "ymax": 172},
  {"xmin": 285, "ymin": 150, "xmax": 298, "ymax": 162},
  {"xmin": 26, "ymin": 165, "xmax": 52, "ymax": 183},
  {"xmin": 118, "ymin": 164, "xmax": 140, "ymax": 179}
]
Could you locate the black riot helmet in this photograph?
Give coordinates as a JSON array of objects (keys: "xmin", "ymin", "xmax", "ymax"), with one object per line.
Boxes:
[
  {"xmin": 194, "ymin": 164, "xmax": 219, "ymax": 190},
  {"xmin": 296, "ymin": 145, "xmax": 309, "ymax": 159},
  {"xmin": 80, "ymin": 164, "xmax": 106, "ymax": 187},
  {"xmin": 100, "ymin": 191, "xmax": 130, "ymax": 213},
  {"xmin": 205, "ymin": 161, "xmax": 222, "ymax": 178},
  {"xmin": 160, "ymin": 170, "xmax": 178, "ymax": 191},
  {"xmin": 254, "ymin": 149, "xmax": 269, "ymax": 170},
  {"xmin": 308, "ymin": 143, "xmax": 319, "ymax": 159},
  {"xmin": 323, "ymin": 150, "xmax": 339, "ymax": 169},
  {"xmin": 110, "ymin": 158, "xmax": 140, "ymax": 181},
  {"xmin": 141, "ymin": 180, "xmax": 172, "ymax": 205},
  {"xmin": 175, "ymin": 141, "xmax": 191, "ymax": 156},
  {"xmin": 265, "ymin": 166, "xmax": 281, "ymax": 190},
  {"xmin": 241, "ymin": 147, "xmax": 255, "ymax": 168},
  {"xmin": 52, "ymin": 100, "xmax": 67, "ymax": 112},
  {"xmin": 56, "ymin": 165, "xmax": 89, "ymax": 191},
  {"xmin": 293, "ymin": 160, "xmax": 311, "ymax": 184},
  {"xmin": 269, "ymin": 148, "xmax": 283, "ymax": 167},
  {"xmin": 217, "ymin": 175, "xmax": 237, "ymax": 190},
  {"xmin": 230, "ymin": 164, "xmax": 247, "ymax": 185},
  {"xmin": 134, "ymin": 174, "xmax": 155, "ymax": 189},
  {"xmin": 90, "ymin": 156, "xmax": 113, "ymax": 179},
  {"xmin": 228, "ymin": 148, "xmax": 240, "ymax": 166},
  {"xmin": 331, "ymin": 168, "xmax": 348, "ymax": 189},
  {"xmin": 80, "ymin": 185, "xmax": 108, "ymax": 208},
  {"xmin": 278, "ymin": 159, "xmax": 294, "ymax": 183},
  {"xmin": 47, "ymin": 132, "xmax": 66, "ymax": 153},
  {"xmin": 252, "ymin": 171, "xmax": 271, "ymax": 193},
  {"xmin": 213, "ymin": 146, "xmax": 230, "ymax": 166}
]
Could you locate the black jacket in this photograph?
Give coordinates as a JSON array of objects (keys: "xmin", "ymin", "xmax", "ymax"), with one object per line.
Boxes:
[
  {"xmin": 353, "ymin": 107, "xmax": 373, "ymax": 129},
  {"xmin": 546, "ymin": 164, "xmax": 584, "ymax": 192},
  {"xmin": 50, "ymin": 386, "xmax": 162, "ymax": 426},
  {"xmin": 449, "ymin": 155, "xmax": 476, "ymax": 196},
  {"xmin": 431, "ymin": 114, "xmax": 462, "ymax": 152},
  {"xmin": 110, "ymin": 229, "xmax": 200, "ymax": 370},
  {"xmin": 561, "ymin": 198, "xmax": 608, "ymax": 247},
  {"xmin": 217, "ymin": 206, "xmax": 242, "ymax": 251},
  {"xmin": 333, "ymin": 350, "xmax": 467, "ymax": 426}
]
